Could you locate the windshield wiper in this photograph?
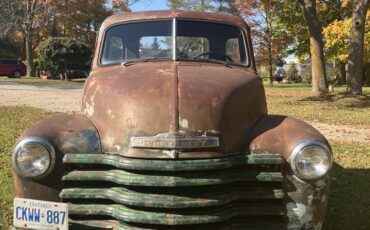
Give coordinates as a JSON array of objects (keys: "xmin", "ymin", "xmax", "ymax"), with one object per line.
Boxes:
[
  {"xmin": 122, "ymin": 57, "xmax": 165, "ymax": 67},
  {"xmin": 193, "ymin": 58, "xmax": 231, "ymax": 67}
]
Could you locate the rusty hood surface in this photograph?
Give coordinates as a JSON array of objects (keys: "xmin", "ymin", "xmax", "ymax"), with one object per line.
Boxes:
[{"xmin": 82, "ymin": 62, "xmax": 266, "ymax": 158}]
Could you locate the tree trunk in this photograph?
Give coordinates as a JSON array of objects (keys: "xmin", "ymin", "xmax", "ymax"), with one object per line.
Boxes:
[
  {"xmin": 266, "ymin": 4, "xmax": 273, "ymax": 86},
  {"xmin": 339, "ymin": 60, "xmax": 346, "ymax": 85},
  {"xmin": 365, "ymin": 63, "xmax": 370, "ymax": 86},
  {"xmin": 347, "ymin": 0, "xmax": 369, "ymax": 94},
  {"xmin": 25, "ymin": 30, "xmax": 35, "ymax": 77},
  {"xmin": 300, "ymin": 0, "xmax": 328, "ymax": 95},
  {"xmin": 268, "ymin": 42, "xmax": 273, "ymax": 86}
]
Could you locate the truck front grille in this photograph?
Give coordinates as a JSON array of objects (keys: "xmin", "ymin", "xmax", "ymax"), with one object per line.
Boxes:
[{"xmin": 61, "ymin": 153, "xmax": 286, "ymax": 229}]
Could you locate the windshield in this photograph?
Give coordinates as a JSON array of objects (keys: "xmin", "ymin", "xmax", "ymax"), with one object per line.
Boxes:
[{"xmin": 101, "ymin": 19, "xmax": 248, "ymax": 66}]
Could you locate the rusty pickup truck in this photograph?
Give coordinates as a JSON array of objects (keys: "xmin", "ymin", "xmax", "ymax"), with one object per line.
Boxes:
[{"xmin": 12, "ymin": 10, "xmax": 332, "ymax": 230}]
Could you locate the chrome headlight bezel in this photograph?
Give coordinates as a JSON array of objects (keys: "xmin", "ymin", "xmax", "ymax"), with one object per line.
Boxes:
[
  {"xmin": 289, "ymin": 140, "xmax": 332, "ymax": 181},
  {"xmin": 12, "ymin": 136, "xmax": 56, "ymax": 179}
]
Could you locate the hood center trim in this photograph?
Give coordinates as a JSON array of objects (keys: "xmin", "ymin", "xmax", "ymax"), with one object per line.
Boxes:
[
  {"xmin": 130, "ymin": 132, "xmax": 220, "ymax": 149},
  {"xmin": 171, "ymin": 63, "xmax": 180, "ymax": 132}
]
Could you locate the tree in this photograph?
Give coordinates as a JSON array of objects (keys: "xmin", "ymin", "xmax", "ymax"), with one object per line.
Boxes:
[
  {"xmin": 0, "ymin": 39, "xmax": 22, "ymax": 59},
  {"xmin": 275, "ymin": 0, "xmax": 352, "ymax": 90},
  {"xmin": 151, "ymin": 37, "xmax": 161, "ymax": 52},
  {"xmin": 46, "ymin": 0, "xmax": 131, "ymax": 49},
  {"xmin": 167, "ymin": 0, "xmax": 239, "ymax": 15},
  {"xmin": 324, "ymin": 19, "xmax": 350, "ymax": 85},
  {"xmin": 236, "ymin": 0, "xmax": 291, "ymax": 86},
  {"xmin": 0, "ymin": 0, "xmax": 48, "ymax": 77},
  {"xmin": 347, "ymin": 0, "xmax": 370, "ymax": 94},
  {"xmin": 320, "ymin": 0, "xmax": 352, "ymax": 85},
  {"xmin": 38, "ymin": 37, "xmax": 92, "ymax": 80},
  {"xmin": 168, "ymin": 0, "xmax": 212, "ymax": 11},
  {"xmin": 0, "ymin": 0, "xmax": 135, "ymax": 78},
  {"xmin": 323, "ymin": 19, "xmax": 352, "ymax": 84},
  {"xmin": 297, "ymin": 0, "xmax": 328, "ymax": 95}
]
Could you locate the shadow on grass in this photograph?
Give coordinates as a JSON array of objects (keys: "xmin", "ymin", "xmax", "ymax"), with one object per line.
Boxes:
[
  {"xmin": 299, "ymin": 93, "xmax": 370, "ymax": 108},
  {"xmin": 71, "ymin": 78, "xmax": 87, "ymax": 83},
  {"xmin": 264, "ymin": 83, "xmax": 312, "ymax": 88},
  {"xmin": 323, "ymin": 163, "xmax": 370, "ymax": 230}
]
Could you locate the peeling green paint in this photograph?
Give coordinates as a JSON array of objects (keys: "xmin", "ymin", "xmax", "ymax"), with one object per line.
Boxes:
[
  {"xmin": 63, "ymin": 153, "xmax": 284, "ymax": 171},
  {"xmin": 62, "ymin": 169, "xmax": 283, "ymax": 186},
  {"xmin": 69, "ymin": 219, "xmax": 285, "ymax": 229},
  {"xmin": 63, "ymin": 153, "xmax": 285, "ymax": 228},
  {"xmin": 68, "ymin": 203, "xmax": 285, "ymax": 225},
  {"xmin": 61, "ymin": 187, "xmax": 284, "ymax": 208}
]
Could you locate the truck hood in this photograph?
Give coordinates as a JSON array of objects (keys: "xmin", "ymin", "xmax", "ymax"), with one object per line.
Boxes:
[{"xmin": 82, "ymin": 62, "xmax": 267, "ymax": 158}]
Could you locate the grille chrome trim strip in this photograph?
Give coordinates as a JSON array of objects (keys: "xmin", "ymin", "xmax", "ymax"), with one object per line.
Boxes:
[
  {"xmin": 68, "ymin": 204, "xmax": 285, "ymax": 225},
  {"xmin": 63, "ymin": 153, "xmax": 284, "ymax": 171},
  {"xmin": 69, "ymin": 219, "xmax": 285, "ymax": 230},
  {"xmin": 63, "ymin": 170, "xmax": 283, "ymax": 186},
  {"xmin": 61, "ymin": 187, "xmax": 284, "ymax": 208}
]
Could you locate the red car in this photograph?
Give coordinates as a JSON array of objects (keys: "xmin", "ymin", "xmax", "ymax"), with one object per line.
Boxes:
[{"xmin": 0, "ymin": 59, "xmax": 27, "ymax": 78}]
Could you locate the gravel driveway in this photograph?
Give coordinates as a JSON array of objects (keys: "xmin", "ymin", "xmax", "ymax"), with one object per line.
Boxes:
[
  {"xmin": 0, "ymin": 82, "xmax": 369, "ymax": 144},
  {"xmin": 0, "ymin": 82, "xmax": 83, "ymax": 113}
]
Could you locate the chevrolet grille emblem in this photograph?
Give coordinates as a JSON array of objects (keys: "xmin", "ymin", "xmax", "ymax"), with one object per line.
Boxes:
[{"xmin": 130, "ymin": 132, "xmax": 219, "ymax": 149}]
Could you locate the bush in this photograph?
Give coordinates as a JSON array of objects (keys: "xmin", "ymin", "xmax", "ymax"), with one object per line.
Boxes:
[
  {"xmin": 286, "ymin": 63, "xmax": 301, "ymax": 83},
  {"xmin": 0, "ymin": 39, "xmax": 21, "ymax": 59},
  {"xmin": 301, "ymin": 64, "xmax": 312, "ymax": 84},
  {"xmin": 38, "ymin": 38, "xmax": 92, "ymax": 80}
]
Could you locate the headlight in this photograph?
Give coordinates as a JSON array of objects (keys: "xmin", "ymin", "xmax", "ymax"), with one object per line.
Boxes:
[
  {"xmin": 12, "ymin": 136, "xmax": 55, "ymax": 179},
  {"xmin": 290, "ymin": 140, "xmax": 332, "ymax": 181}
]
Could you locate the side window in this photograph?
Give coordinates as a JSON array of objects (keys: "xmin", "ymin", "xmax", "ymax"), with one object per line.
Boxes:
[
  {"xmin": 226, "ymin": 38, "xmax": 241, "ymax": 64},
  {"xmin": 107, "ymin": 36, "xmax": 124, "ymax": 62},
  {"xmin": 3, "ymin": 60, "xmax": 16, "ymax": 65},
  {"xmin": 139, "ymin": 36, "xmax": 172, "ymax": 58}
]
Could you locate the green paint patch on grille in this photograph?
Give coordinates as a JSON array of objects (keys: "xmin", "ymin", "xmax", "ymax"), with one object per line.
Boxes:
[
  {"xmin": 63, "ymin": 153, "xmax": 284, "ymax": 171},
  {"xmin": 63, "ymin": 169, "xmax": 283, "ymax": 186},
  {"xmin": 68, "ymin": 204, "xmax": 285, "ymax": 225},
  {"xmin": 61, "ymin": 187, "xmax": 284, "ymax": 208},
  {"xmin": 62, "ymin": 153, "xmax": 284, "ymax": 227}
]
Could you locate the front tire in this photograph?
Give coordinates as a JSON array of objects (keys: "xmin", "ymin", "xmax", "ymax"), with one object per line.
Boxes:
[{"xmin": 12, "ymin": 70, "xmax": 22, "ymax": 78}]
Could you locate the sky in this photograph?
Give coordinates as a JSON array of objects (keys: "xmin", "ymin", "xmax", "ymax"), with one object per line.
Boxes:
[{"xmin": 130, "ymin": 0, "xmax": 169, "ymax": 12}]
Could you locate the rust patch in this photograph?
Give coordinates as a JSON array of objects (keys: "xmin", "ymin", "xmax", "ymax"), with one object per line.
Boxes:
[
  {"xmin": 14, "ymin": 114, "xmax": 101, "ymax": 201},
  {"xmin": 83, "ymin": 62, "xmax": 265, "ymax": 158},
  {"xmin": 248, "ymin": 115, "xmax": 330, "ymax": 160},
  {"xmin": 284, "ymin": 174, "xmax": 330, "ymax": 229}
]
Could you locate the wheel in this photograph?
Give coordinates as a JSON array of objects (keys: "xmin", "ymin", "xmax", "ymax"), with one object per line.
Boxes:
[{"xmin": 12, "ymin": 70, "xmax": 22, "ymax": 78}]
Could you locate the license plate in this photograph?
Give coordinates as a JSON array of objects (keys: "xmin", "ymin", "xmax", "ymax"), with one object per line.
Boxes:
[{"xmin": 13, "ymin": 198, "xmax": 68, "ymax": 230}]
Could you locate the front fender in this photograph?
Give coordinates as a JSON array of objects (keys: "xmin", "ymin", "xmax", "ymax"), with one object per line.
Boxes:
[
  {"xmin": 249, "ymin": 115, "xmax": 329, "ymax": 160},
  {"xmin": 13, "ymin": 114, "xmax": 101, "ymax": 201},
  {"xmin": 249, "ymin": 115, "xmax": 330, "ymax": 229}
]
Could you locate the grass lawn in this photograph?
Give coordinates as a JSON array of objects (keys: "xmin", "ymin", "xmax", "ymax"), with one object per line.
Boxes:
[
  {"xmin": 0, "ymin": 76, "xmax": 86, "ymax": 85},
  {"xmin": 0, "ymin": 107, "xmax": 56, "ymax": 228},
  {"xmin": 0, "ymin": 84, "xmax": 369, "ymax": 229},
  {"xmin": 266, "ymin": 84, "xmax": 370, "ymax": 126}
]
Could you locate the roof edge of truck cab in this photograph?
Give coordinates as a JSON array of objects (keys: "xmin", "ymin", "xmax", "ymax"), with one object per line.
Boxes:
[{"xmin": 100, "ymin": 10, "xmax": 248, "ymax": 30}]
